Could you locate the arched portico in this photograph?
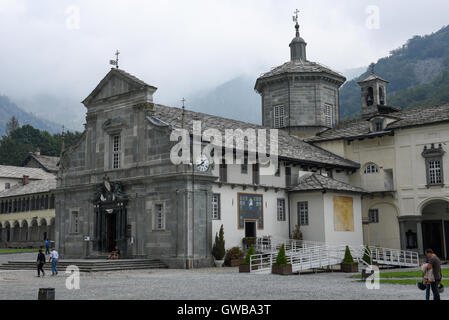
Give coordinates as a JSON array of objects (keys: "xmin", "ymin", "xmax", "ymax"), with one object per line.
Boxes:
[
  {"xmin": 20, "ymin": 220, "xmax": 29, "ymax": 241},
  {"xmin": 39, "ymin": 218, "xmax": 48, "ymax": 240},
  {"xmin": 400, "ymin": 198, "xmax": 449, "ymax": 259}
]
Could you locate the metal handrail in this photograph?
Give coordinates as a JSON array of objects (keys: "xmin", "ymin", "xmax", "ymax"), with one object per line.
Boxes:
[{"xmin": 250, "ymin": 238, "xmax": 419, "ymax": 274}]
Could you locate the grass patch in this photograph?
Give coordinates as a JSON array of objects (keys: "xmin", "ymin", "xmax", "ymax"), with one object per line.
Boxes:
[
  {"xmin": 358, "ymin": 279, "xmax": 449, "ymax": 286},
  {"xmin": 351, "ymin": 268, "xmax": 449, "ymax": 279},
  {"xmin": 0, "ymin": 248, "xmax": 39, "ymax": 254}
]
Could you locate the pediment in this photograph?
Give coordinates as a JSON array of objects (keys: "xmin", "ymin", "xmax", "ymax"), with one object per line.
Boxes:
[{"xmin": 82, "ymin": 68, "xmax": 156, "ymax": 106}]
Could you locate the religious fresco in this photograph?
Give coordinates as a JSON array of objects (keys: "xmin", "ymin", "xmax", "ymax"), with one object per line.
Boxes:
[
  {"xmin": 333, "ymin": 196, "xmax": 354, "ymax": 232},
  {"xmin": 238, "ymin": 193, "xmax": 264, "ymax": 229}
]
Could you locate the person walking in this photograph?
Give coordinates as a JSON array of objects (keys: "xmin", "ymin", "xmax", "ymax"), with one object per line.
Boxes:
[
  {"xmin": 36, "ymin": 249, "xmax": 46, "ymax": 277},
  {"xmin": 425, "ymin": 249, "xmax": 442, "ymax": 300},
  {"xmin": 45, "ymin": 239, "xmax": 50, "ymax": 255},
  {"xmin": 49, "ymin": 248, "xmax": 59, "ymax": 276},
  {"xmin": 421, "ymin": 261, "xmax": 435, "ymax": 300}
]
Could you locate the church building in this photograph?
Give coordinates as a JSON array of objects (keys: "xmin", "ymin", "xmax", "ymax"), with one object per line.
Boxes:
[{"xmin": 55, "ymin": 17, "xmax": 367, "ymax": 268}]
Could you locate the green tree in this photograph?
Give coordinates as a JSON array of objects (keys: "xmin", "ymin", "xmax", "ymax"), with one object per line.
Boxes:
[
  {"xmin": 342, "ymin": 246, "xmax": 355, "ymax": 265},
  {"xmin": 274, "ymin": 244, "xmax": 289, "ymax": 266},
  {"xmin": 5, "ymin": 116, "xmax": 19, "ymax": 135},
  {"xmin": 243, "ymin": 245, "xmax": 255, "ymax": 265},
  {"xmin": 212, "ymin": 225, "xmax": 226, "ymax": 260}
]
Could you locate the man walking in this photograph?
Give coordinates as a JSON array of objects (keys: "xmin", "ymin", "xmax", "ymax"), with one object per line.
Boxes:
[
  {"xmin": 45, "ymin": 239, "xmax": 50, "ymax": 255},
  {"xmin": 36, "ymin": 249, "xmax": 46, "ymax": 277},
  {"xmin": 425, "ymin": 249, "xmax": 442, "ymax": 300},
  {"xmin": 49, "ymin": 248, "xmax": 59, "ymax": 276}
]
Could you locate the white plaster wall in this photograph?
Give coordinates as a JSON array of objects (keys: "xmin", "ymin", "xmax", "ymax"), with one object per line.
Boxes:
[
  {"xmin": 0, "ymin": 178, "xmax": 21, "ymax": 192},
  {"xmin": 395, "ymin": 124, "xmax": 449, "ymax": 217},
  {"xmin": 323, "ymin": 193, "xmax": 364, "ymax": 247},
  {"xmin": 289, "ymin": 192, "xmax": 325, "ymax": 243},
  {"xmin": 211, "ymin": 185, "xmax": 290, "ymax": 249}
]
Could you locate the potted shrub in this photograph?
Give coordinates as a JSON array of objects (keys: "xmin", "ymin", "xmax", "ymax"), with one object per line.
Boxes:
[
  {"xmin": 272, "ymin": 244, "xmax": 293, "ymax": 275},
  {"xmin": 341, "ymin": 246, "xmax": 359, "ymax": 273},
  {"xmin": 362, "ymin": 246, "xmax": 372, "ymax": 265},
  {"xmin": 224, "ymin": 247, "xmax": 244, "ymax": 267},
  {"xmin": 239, "ymin": 245, "xmax": 256, "ymax": 273},
  {"xmin": 212, "ymin": 225, "xmax": 226, "ymax": 267},
  {"xmin": 242, "ymin": 237, "xmax": 257, "ymax": 250}
]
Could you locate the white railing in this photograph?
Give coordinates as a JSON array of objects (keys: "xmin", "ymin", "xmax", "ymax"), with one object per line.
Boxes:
[{"xmin": 249, "ymin": 238, "xmax": 419, "ymax": 274}]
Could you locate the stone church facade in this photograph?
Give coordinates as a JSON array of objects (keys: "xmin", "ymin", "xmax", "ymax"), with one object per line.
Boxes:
[{"xmin": 61, "ymin": 19, "xmax": 444, "ymax": 268}]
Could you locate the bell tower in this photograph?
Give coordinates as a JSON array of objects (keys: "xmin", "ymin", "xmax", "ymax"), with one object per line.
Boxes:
[
  {"xmin": 357, "ymin": 64, "xmax": 390, "ymax": 120},
  {"xmin": 255, "ymin": 10, "xmax": 346, "ymax": 138}
]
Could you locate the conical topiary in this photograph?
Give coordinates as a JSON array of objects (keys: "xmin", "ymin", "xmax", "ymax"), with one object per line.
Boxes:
[
  {"xmin": 274, "ymin": 244, "xmax": 290, "ymax": 266},
  {"xmin": 243, "ymin": 244, "xmax": 255, "ymax": 265},
  {"xmin": 342, "ymin": 246, "xmax": 355, "ymax": 265},
  {"xmin": 362, "ymin": 246, "xmax": 372, "ymax": 265},
  {"xmin": 212, "ymin": 225, "xmax": 226, "ymax": 260}
]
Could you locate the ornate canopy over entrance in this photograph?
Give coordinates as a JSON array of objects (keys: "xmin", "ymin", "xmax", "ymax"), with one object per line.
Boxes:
[{"xmin": 93, "ymin": 177, "xmax": 128, "ymax": 255}]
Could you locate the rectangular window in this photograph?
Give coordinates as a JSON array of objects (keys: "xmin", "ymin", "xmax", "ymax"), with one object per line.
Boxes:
[
  {"xmin": 71, "ymin": 211, "xmax": 79, "ymax": 233},
  {"xmin": 324, "ymin": 104, "xmax": 334, "ymax": 128},
  {"xmin": 368, "ymin": 209, "xmax": 379, "ymax": 223},
  {"xmin": 212, "ymin": 194, "xmax": 221, "ymax": 220},
  {"xmin": 273, "ymin": 105, "xmax": 285, "ymax": 129},
  {"xmin": 5, "ymin": 183, "xmax": 10, "ymax": 190},
  {"xmin": 252, "ymin": 164, "xmax": 260, "ymax": 185},
  {"xmin": 277, "ymin": 199, "xmax": 286, "ymax": 221},
  {"xmin": 154, "ymin": 204, "xmax": 165, "ymax": 230},
  {"xmin": 285, "ymin": 167, "xmax": 292, "ymax": 187},
  {"xmin": 112, "ymin": 135, "xmax": 121, "ymax": 169},
  {"xmin": 298, "ymin": 202, "xmax": 309, "ymax": 226},
  {"xmin": 429, "ymin": 160, "xmax": 442, "ymax": 185},
  {"xmin": 219, "ymin": 162, "xmax": 227, "ymax": 182},
  {"xmin": 241, "ymin": 159, "xmax": 248, "ymax": 174}
]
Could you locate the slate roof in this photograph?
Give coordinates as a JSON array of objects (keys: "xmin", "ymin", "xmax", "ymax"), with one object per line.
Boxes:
[
  {"xmin": 307, "ymin": 103, "xmax": 449, "ymax": 143},
  {"xmin": 0, "ymin": 165, "xmax": 55, "ymax": 180},
  {"xmin": 22, "ymin": 153, "xmax": 60, "ymax": 173},
  {"xmin": 0, "ymin": 178, "xmax": 56, "ymax": 198},
  {"xmin": 358, "ymin": 73, "xmax": 389, "ymax": 84},
  {"xmin": 151, "ymin": 104, "xmax": 360, "ymax": 169},
  {"xmin": 255, "ymin": 60, "xmax": 346, "ymax": 88},
  {"xmin": 289, "ymin": 173, "xmax": 368, "ymax": 194}
]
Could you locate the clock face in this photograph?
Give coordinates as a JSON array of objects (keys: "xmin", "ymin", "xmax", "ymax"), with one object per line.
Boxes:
[{"xmin": 196, "ymin": 155, "xmax": 210, "ymax": 172}]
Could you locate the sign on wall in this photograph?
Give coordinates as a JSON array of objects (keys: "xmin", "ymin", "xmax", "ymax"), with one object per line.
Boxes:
[
  {"xmin": 238, "ymin": 193, "xmax": 264, "ymax": 229},
  {"xmin": 334, "ymin": 196, "xmax": 354, "ymax": 232}
]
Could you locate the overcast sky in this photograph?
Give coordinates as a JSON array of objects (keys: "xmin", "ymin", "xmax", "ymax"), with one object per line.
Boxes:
[{"xmin": 1, "ymin": 0, "xmax": 449, "ymax": 124}]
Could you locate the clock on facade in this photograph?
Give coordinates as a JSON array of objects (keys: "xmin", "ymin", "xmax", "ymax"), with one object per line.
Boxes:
[{"xmin": 195, "ymin": 154, "xmax": 210, "ymax": 172}]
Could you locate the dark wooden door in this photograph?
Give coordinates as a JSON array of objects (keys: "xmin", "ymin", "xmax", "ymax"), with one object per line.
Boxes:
[
  {"xmin": 106, "ymin": 212, "xmax": 117, "ymax": 253},
  {"xmin": 422, "ymin": 221, "xmax": 444, "ymax": 258},
  {"xmin": 245, "ymin": 221, "xmax": 257, "ymax": 238}
]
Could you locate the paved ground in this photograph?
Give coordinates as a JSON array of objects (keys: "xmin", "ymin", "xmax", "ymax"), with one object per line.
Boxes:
[{"xmin": 0, "ymin": 253, "xmax": 437, "ymax": 300}]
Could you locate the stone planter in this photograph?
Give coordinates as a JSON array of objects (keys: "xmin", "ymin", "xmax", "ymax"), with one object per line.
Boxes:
[
  {"xmin": 272, "ymin": 265, "xmax": 293, "ymax": 275},
  {"xmin": 230, "ymin": 259, "xmax": 244, "ymax": 267},
  {"xmin": 214, "ymin": 260, "xmax": 224, "ymax": 268},
  {"xmin": 239, "ymin": 264, "xmax": 259, "ymax": 273},
  {"xmin": 341, "ymin": 263, "xmax": 359, "ymax": 273}
]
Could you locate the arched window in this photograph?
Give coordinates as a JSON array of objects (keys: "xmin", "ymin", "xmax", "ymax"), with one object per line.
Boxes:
[
  {"xmin": 366, "ymin": 87, "xmax": 374, "ymax": 106},
  {"xmin": 364, "ymin": 163, "xmax": 379, "ymax": 174}
]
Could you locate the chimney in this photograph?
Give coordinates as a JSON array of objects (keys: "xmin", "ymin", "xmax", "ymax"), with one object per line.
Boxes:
[
  {"xmin": 23, "ymin": 175, "xmax": 30, "ymax": 185},
  {"xmin": 35, "ymin": 148, "xmax": 41, "ymax": 156}
]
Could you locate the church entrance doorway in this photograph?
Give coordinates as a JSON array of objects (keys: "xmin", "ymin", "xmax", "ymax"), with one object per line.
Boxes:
[
  {"xmin": 93, "ymin": 177, "xmax": 128, "ymax": 257},
  {"xmin": 422, "ymin": 221, "xmax": 444, "ymax": 259},
  {"xmin": 106, "ymin": 211, "xmax": 117, "ymax": 253}
]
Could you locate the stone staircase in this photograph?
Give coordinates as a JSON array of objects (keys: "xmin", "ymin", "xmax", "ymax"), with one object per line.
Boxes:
[{"xmin": 0, "ymin": 259, "xmax": 168, "ymax": 272}]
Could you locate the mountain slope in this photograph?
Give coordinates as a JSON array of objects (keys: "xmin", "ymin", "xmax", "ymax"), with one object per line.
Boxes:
[
  {"xmin": 0, "ymin": 95, "xmax": 61, "ymax": 135},
  {"xmin": 340, "ymin": 25, "xmax": 449, "ymax": 119},
  {"xmin": 186, "ymin": 75, "xmax": 261, "ymax": 125}
]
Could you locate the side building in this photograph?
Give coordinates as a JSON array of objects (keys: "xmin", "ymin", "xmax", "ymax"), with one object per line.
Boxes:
[
  {"xmin": 307, "ymin": 70, "xmax": 449, "ymax": 259},
  {"xmin": 0, "ymin": 165, "xmax": 57, "ymax": 248}
]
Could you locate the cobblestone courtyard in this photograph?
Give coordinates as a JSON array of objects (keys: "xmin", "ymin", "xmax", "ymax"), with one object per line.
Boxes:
[{"xmin": 0, "ymin": 253, "xmax": 437, "ymax": 300}]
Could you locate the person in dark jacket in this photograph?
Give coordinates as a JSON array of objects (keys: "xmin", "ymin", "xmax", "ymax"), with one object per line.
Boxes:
[{"xmin": 37, "ymin": 249, "xmax": 46, "ymax": 277}]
